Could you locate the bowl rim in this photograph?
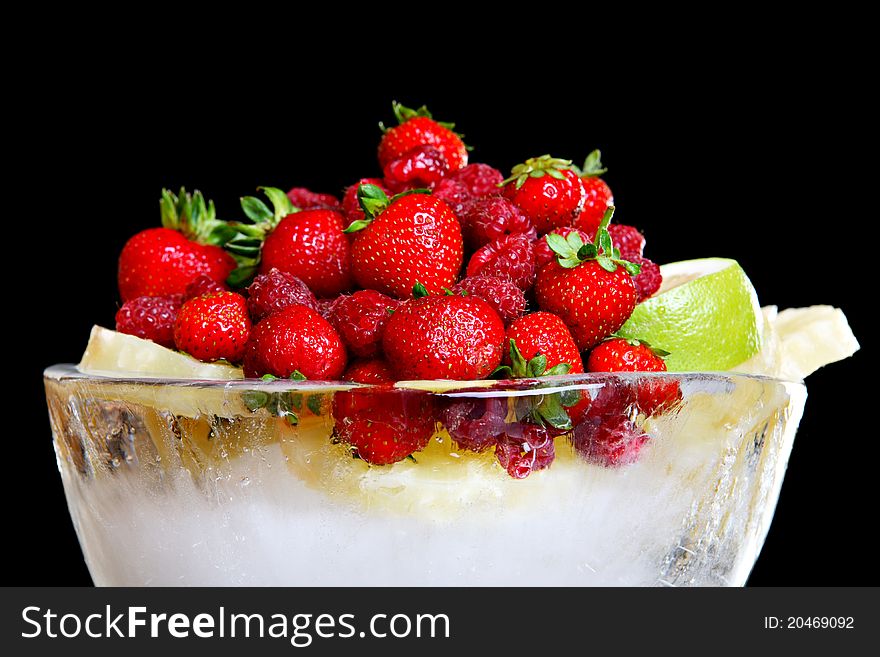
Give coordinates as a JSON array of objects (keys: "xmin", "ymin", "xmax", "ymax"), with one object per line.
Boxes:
[{"xmin": 43, "ymin": 363, "xmax": 806, "ymax": 393}]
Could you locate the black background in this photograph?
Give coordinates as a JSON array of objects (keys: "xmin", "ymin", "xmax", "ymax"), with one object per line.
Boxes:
[{"xmin": 9, "ymin": 40, "xmax": 873, "ymax": 586}]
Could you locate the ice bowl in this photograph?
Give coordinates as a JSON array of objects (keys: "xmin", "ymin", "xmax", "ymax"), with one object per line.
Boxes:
[{"xmin": 44, "ymin": 364, "xmax": 806, "ymax": 587}]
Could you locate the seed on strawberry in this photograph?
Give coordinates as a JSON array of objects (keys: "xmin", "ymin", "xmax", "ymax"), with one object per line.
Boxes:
[
  {"xmin": 286, "ymin": 187, "xmax": 341, "ymax": 211},
  {"xmin": 327, "ymin": 289, "xmax": 400, "ymax": 358},
  {"xmin": 242, "ymin": 304, "xmax": 347, "ymax": 379},
  {"xmin": 173, "ymin": 291, "xmax": 251, "ymax": 363},
  {"xmin": 533, "ymin": 226, "xmax": 591, "ymax": 271},
  {"xmin": 494, "ymin": 423, "xmax": 556, "ymax": 479},
  {"xmin": 501, "ymin": 155, "xmax": 586, "ymax": 235},
  {"xmin": 572, "ymin": 150, "xmax": 614, "ymax": 237},
  {"xmin": 607, "ymin": 224, "xmax": 645, "ymax": 259},
  {"xmin": 459, "ymin": 196, "xmax": 536, "ymax": 249},
  {"xmin": 246, "ymin": 268, "xmax": 317, "ymax": 321},
  {"xmin": 378, "ymin": 102, "xmax": 468, "ymax": 172},
  {"xmin": 627, "ymin": 255, "xmax": 662, "ymax": 302},
  {"xmin": 348, "ymin": 186, "xmax": 463, "ymax": 298},
  {"xmin": 183, "ymin": 274, "xmax": 228, "ymax": 301},
  {"xmin": 449, "ymin": 275, "xmax": 526, "ymax": 325},
  {"xmin": 118, "ymin": 188, "xmax": 236, "ymax": 301},
  {"xmin": 383, "ymin": 145, "xmax": 450, "ymax": 192},
  {"xmin": 586, "ymin": 338, "xmax": 680, "ymax": 415},
  {"xmin": 342, "ymin": 358, "xmax": 396, "ymax": 385},
  {"xmin": 382, "ymin": 291, "xmax": 505, "ymax": 380},
  {"xmin": 505, "ymin": 312, "xmax": 584, "ymax": 374},
  {"xmin": 535, "ymin": 207, "xmax": 639, "ymax": 350},
  {"xmin": 466, "ymin": 233, "xmax": 537, "ymax": 291},
  {"xmin": 115, "ymin": 294, "xmax": 183, "ymax": 349}
]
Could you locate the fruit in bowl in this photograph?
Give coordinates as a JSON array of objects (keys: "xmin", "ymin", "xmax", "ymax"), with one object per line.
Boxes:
[{"xmin": 45, "ymin": 102, "xmax": 858, "ymax": 586}]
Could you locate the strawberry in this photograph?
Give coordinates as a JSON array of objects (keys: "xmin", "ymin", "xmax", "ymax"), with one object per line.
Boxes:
[
  {"xmin": 343, "ymin": 358, "xmax": 396, "ymax": 385},
  {"xmin": 586, "ymin": 338, "xmax": 681, "ymax": 415},
  {"xmin": 533, "ymin": 226, "xmax": 590, "ymax": 270},
  {"xmin": 348, "ymin": 186, "xmax": 463, "ymax": 298},
  {"xmin": 183, "ymin": 274, "xmax": 228, "ymax": 301},
  {"xmin": 505, "ymin": 312, "xmax": 584, "ymax": 375},
  {"xmin": 342, "ymin": 178, "xmax": 389, "ymax": 228},
  {"xmin": 501, "ymin": 155, "xmax": 586, "ymax": 234},
  {"xmin": 382, "ymin": 288, "xmax": 505, "ymax": 380},
  {"xmin": 534, "ymin": 207, "xmax": 640, "ymax": 350},
  {"xmin": 378, "ymin": 102, "xmax": 468, "ymax": 172},
  {"xmin": 118, "ymin": 188, "xmax": 236, "ymax": 301},
  {"xmin": 383, "ymin": 145, "xmax": 449, "ymax": 192},
  {"xmin": 572, "ymin": 150, "xmax": 614, "ymax": 236},
  {"xmin": 173, "ymin": 291, "xmax": 251, "ymax": 363},
  {"xmin": 286, "ymin": 187, "xmax": 341, "ymax": 211},
  {"xmin": 224, "ymin": 187, "xmax": 351, "ymax": 297},
  {"xmin": 242, "ymin": 304, "xmax": 347, "ymax": 379}
]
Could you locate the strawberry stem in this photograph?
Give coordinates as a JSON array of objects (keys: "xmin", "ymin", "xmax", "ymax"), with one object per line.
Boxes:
[{"xmin": 500, "ymin": 155, "xmax": 575, "ymax": 190}]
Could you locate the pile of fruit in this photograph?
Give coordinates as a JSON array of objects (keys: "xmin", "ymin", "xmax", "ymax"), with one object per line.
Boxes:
[{"xmin": 104, "ymin": 103, "xmax": 759, "ymax": 476}]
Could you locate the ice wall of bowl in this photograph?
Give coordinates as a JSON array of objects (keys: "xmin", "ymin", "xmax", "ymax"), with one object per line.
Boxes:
[{"xmin": 44, "ymin": 366, "xmax": 806, "ymax": 587}]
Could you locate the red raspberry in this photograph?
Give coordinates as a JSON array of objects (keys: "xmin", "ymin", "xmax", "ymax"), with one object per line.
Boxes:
[
  {"xmin": 450, "ymin": 163, "xmax": 504, "ymax": 197},
  {"xmin": 115, "ymin": 294, "xmax": 182, "ymax": 349},
  {"xmin": 571, "ymin": 380, "xmax": 649, "ymax": 467},
  {"xmin": 327, "ymin": 290, "xmax": 400, "ymax": 358},
  {"xmin": 459, "ymin": 196, "xmax": 536, "ymax": 249},
  {"xmin": 383, "ymin": 146, "xmax": 449, "ymax": 192},
  {"xmin": 450, "ymin": 275, "xmax": 526, "ymax": 325},
  {"xmin": 573, "ymin": 177, "xmax": 614, "ymax": 236},
  {"xmin": 628, "ymin": 255, "xmax": 662, "ymax": 301},
  {"xmin": 183, "ymin": 274, "xmax": 228, "ymax": 301},
  {"xmin": 343, "ymin": 358, "xmax": 396, "ymax": 385},
  {"xmin": 466, "ymin": 234, "xmax": 537, "ymax": 291},
  {"xmin": 494, "ymin": 423, "xmax": 556, "ymax": 478},
  {"xmin": 608, "ymin": 224, "xmax": 645, "ymax": 259},
  {"xmin": 342, "ymin": 178, "xmax": 390, "ymax": 228},
  {"xmin": 286, "ymin": 187, "xmax": 341, "ymax": 211},
  {"xmin": 246, "ymin": 268, "xmax": 317, "ymax": 322},
  {"xmin": 533, "ymin": 226, "xmax": 591, "ymax": 270},
  {"xmin": 315, "ymin": 296, "xmax": 341, "ymax": 319},
  {"xmin": 431, "ymin": 177, "xmax": 472, "ymax": 215},
  {"xmin": 439, "ymin": 398, "xmax": 507, "ymax": 452}
]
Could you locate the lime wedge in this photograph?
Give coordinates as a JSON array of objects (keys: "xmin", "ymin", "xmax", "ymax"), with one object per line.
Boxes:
[
  {"xmin": 79, "ymin": 325, "xmax": 243, "ymax": 380},
  {"xmin": 617, "ymin": 258, "xmax": 763, "ymax": 371}
]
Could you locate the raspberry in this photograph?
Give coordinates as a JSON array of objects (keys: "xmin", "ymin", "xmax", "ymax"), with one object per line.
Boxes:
[
  {"xmin": 533, "ymin": 226, "xmax": 591, "ymax": 270},
  {"xmin": 450, "ymin": 276, "xmax": 526, "ymax": 325},
  {"xmin": 183, "ymin": 273, "xmax": 228, "ymax": 301},
  {"xmin": 431, "ymin": 178, "xmax": 472, "ymax": 215},
  {"xmin": 286, "ymin": 187, "xmax": 341, "ymax": 211},
  {"xmin": 494, "ymin": 423, "xmax": 556, "ymax": 478},
  {"xmin": 326, "ymin": 290, "xmax": 400, "ymax": 358},
  {"xmin": 342, "ymin": 178, "xmax": 389, "ymax": 228},
  {"xmin": 628, "ymin": 255, "xmax": 662, "ymax": 301},
  {"xmin": 439, "ymin": 398, "xmax": 507, "ymax": 452},
  {"xmin": 115, "ymin": 294, "xmax": 182, "ymax": 349},
  {"xmin": 383, "ymin": 146, "xmax": 449, "ymax": 192},
  {"xmin": 459, "ymin": 196, "xmax": 536, "ymax": 249},
  {"xmin": 571, "ymin": 379, "xmax": 649, "ymax": 467},
  {"xmin": 315, "ymin": 297, "xmax": 341, "ymax": 319},
  {"xmin": 450, "ymin": 163, "xmax": 504, "ymax": 197},
  {"xmin": 608, "ymin": 224, "xmax": 645, "ymax": 259},
  {"xmin": 466, "ymin": 234, "xmax": 537, "ymax": 291},
  {"xmin": 343, "ymin": 358, "xmax": 396, "ymax": 385},
  {"xmin": 246, "ymin": 268, "xmax": 317, "ymax": 322}
]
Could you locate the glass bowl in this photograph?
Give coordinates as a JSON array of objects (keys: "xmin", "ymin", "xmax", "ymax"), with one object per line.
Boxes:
[{"xmin": 44, "ymin": 364, "xmax": 806, "ymax": 587}]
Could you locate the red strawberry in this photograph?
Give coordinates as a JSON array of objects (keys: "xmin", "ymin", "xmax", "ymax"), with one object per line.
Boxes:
[
  {"xmin": 505, "ymin": 312, "xmax": 584, "ymax": 375},
  {"xmin": 383, "ymin": 145, "xmax": 449, "ymax": 192},
  {"xmin": 349, "ymin": 186, "xmax": 463, "ymax": 298},
  {"xmin": 173, "ymin": 291, "xmax": 251, "ymax": 363},
  {"xmin": 586, "ymin": 338, "xmax": 680, "ymax": 415},
  {"xmin": 260, "ymin": 208, "xmax": 352, "ymax": 298},
  {"xmin": 333, "ymin": 391, "xmax": 436, "ymax": 465},
  {"xmin": 534, "ymin": 208, "xmax": 639, "ymax": 350},
  {"xmin": 459, "ymin": 196, "xmax": 536, "ymax": 249},
  {"xmin": 501, "ymin": 156, "xmax": 586, "ymax": 234},
  {"xmin": 533, "ymin": 226, "xmax": 591, "ymax": 270},
  {"xmin": 183, "ymin": 274, "xmax": 228, "ymax": 301},
  {"xmin": 326, "ymin": 289, "xmax": 400, "ymax": 358},
  {"xmin": 286, "ymin": 187, "xmax": 341, "ymax": 211},
  {"xmin": 572, "ymin": 150, "xmax": 614, "ymax": 236},
  {"xmin": 382, "ymin": 291, "xmax": 505, "ymax": 380},
  {"xmin": 246, "ymin": 268, "xmax": 317, "ymax": 321},
  {"xmin": 378, "ymin": 102, "xmax": 468, "ymax": 172},
  {"xmin": 118, "ymin": 189, "xmax": 235, "ymax": 301},
  {"xmin": 115, "ymin": 294, "xmax": 183, "ymax": 348},
  {"xmin": 343, "ymin": 358, "xmax": 396, "ymax": 385},
  {"xmin": 242, "ymin": 304, "xmax": 347, "ymax": 379},
  {"xmin": 449, "ymin": 275, "xmax": 526, "ymax": 325},
  {"xmin": 342, "ymin": 178, "xmax": 389, "ymax": 227},
  {"xmin": 466, "ymin": 233, "xmax": 536, "ymax": 291}
]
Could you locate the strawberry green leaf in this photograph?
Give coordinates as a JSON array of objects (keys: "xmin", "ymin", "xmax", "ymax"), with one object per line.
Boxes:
[
  {"xmin": 597, "ymin": 256, "xmax": 617, "ymax": 272},
  {"xmin": 412, "ymin": 282, "xmax": 430, "ymax": 298},
  {"xmin": 241, "ymin": 196, "xmax": 273, "ymax": 224},
  {"xmin": 580, "ymin": 150, "xmax": 608, "ymax": 177},
  {"xmin": 356, "ymin": 183, "xmax": 390, "ymax": 223},
  {"xmin": 577, "ymin": 243, "xmax": 598, "ymax": 260},
  {"xmin": 242, "ymin": 391, "xmax": 270, "ymax": 412},
  {"xmin": 258, "ymin": 186, "xmax": 298, "ymax": 220},
  {"xmin": 545, "ymin": 363, "xmax": 572, "ymax": 377},
  {"xmin": 389, "ymin": 188, "xmax": 432, "ymax": 203},
  {"xmin": 290, "ymin": 370, "xmax": 307, "ymax": 381},
  {"xmin": 618, "ymin": 260, "xmax": 642, "ymax": 276},
  {"xmin": 535, "ymin": 395, "xmax": 572, "ymax": 430},
  {"xmin": 343, "ymin": 219, "xmax": 371, "ymax": 234},
  {"xmin": 547, "ymin": 168, "xmax": 566, "ymax": 180},
  {"xmin": 565, "ymin": 231, "xmax": 585, "ymax": 251},
  {"xmin": 306, "ymin": 394, "xmax": 323, "ymax": 416},
  {"xmin": 226, "ymin": 264, "xmax": 259, "ymax": 288},
  {"xmin": 491, "ymin": 365, "xmax": 514, "ymax": 379},
  {"xmin": 528, "ymin": 354, "xmax": 547, "ymax": 377},
  {"xmin": 559, "ymin": 388, "xmax": 582, "ymax": 407},
  {"xmin": 558, "ymin": 256, "xmax": 582, "ymax": 269},
  {"xmin": 597, "ymin": 229, "xmax": 613, "ymax": 255},
  {"xmin": 545, "ymin": 233, "xmax": 574, "ymax": 258}
]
